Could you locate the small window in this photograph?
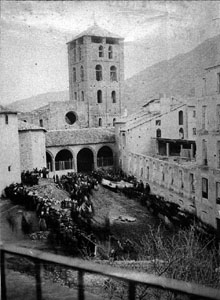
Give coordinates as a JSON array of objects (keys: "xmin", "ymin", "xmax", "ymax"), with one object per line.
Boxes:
[
  {"xmin": 39, "ymin": 119, "xmax": 43, "ymax": 127},
  {"xmin": 203, "ymin": 139, "xmax": 207, "ymax": 165},
  {"xmin": 113, "ymin": 118, "xmax": 116, "ymax": 126},
  {"xmin": 65, "ymin": 111, "xmax": 77, "ymax": 125},
  {"xmin": 193, "ymin": 128, "xmax": 196, "ymax": 135},
  {"xmin": 218, "ymin": 73, "xmax": 220, "ymax": 94},
  {"xmin": 80, "ymin": 66, "xmax": 84, "ymax": 81},
  {"xmin": 156, "ymin": 128, "xmax": 161, "ymax": 138},
  {"xmin": 108, "ymin": 46, "xmax": 113, "ymax": 59},
  {"xmin": 74, "ymin": 92, "xmax": 77, "ymax": 100},
  {"xmin": 98, "ymin": 118, "xmax": 102, "ymax": 127},
  {"xmin": 179, "ymin": 110, "xmax": 183, "ymax": 125},
  {"xmin": 5, "ymin": 114, "xmax": 8, "ymax": 125},
  {"xmin": 23, "ymin": 120, "xmax": 27, "ymax": 123},
  {"xmin": 97, "ymin": 90, "xmax": 102, "ymax": 103},
  {"xmin": 78, "ymin": 37, "xmax": 83, "ymax": 44},
  {"xmin": 156, "ymin": 120, "xmax": 161, "ymax": 126},
  {"xmin": 79, "ymin": 46, "xmax": 82, "ymax": 60},
  {"xmin": 8, "ymin": 166, "xmax": 11, "ymax": 172},
  {"xmin": 202, "ymin": 178, "xmax": 208, "ymax": 199},
  {"xmin": 96, "ymin": 65, "xmax": 102, "ymax": 81},
  {"xmin": 112, "ymin": 91, "xmax": 116, "ymax": 103},
  {"xmin": 81, "ymin": 91, "xmax": 84, "ymax": 101},
  {"xmin": 110, "ymin": 66, "xmax": 117, "ymax": 82},
  {"xmin": 91, "ymin": 36, "xmax": 103, "ymax": 43},
  {"xmin": 202, "ymin": 106, "xmax": 207, "ymax": 129},
  {"xmin": 193, "ymin": 110, "xmax": 196, "ymax": 118},
  {"xmin": 106, "ymin": 38, "xmax": 118, "ymax": 45},
  {"xmin": 216, "ymin": 182, "xmax": 220, "ymax": 204},
  {"xmin": 73, "ymin": 67, "xmax": 76, "ymax": 82},
  {"xmin": 99, "ymin": 45, "xmax": 104, "ymax": 58}
]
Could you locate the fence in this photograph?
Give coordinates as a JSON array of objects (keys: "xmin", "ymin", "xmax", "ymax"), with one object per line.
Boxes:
[
  {"xmin": 97, "ymin": 157, "xmax": 113, "ymax": 167},
  {"xmin": 1, "ymin": 243, "xmax": 220, "ymax": 300},
  {"xmin": 55, "ymin": 160, "xmax": 73, "ymax": 171}
]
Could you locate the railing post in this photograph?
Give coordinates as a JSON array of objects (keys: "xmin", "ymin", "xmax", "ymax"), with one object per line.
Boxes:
[
  {"xmin": 78, "ymin": 270, "xmax": 85, "ymax": 300},
  {"xmin": 1, "ymin": 249, "xmax": 7, "ymax": 300},
  {"xmin": 128, "ymin": 281, "xmax": 136, "ymax": 300},
  {"xmin": 34, "ymin": 259, "xmax": 42, "ymax": 300}
]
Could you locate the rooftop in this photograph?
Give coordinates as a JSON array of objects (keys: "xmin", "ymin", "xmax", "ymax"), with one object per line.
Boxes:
[
  {"xmin": 0, "ymin": 105, "xmax": 17, "ymax": 115},
  {"xmin": 46, "ymin": 127, "xmax": 115, "ymax": 147},
  {"xmin": 18, "ymin": 120, "xmax": 46, "ymax": 132},
  {"xmin": 68, "ymin": 23, "xmax": 123, "ymax": 43}
]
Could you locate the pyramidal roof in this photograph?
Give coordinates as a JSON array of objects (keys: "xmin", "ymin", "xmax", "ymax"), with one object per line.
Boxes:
[{"xmin": 68, "ymin": 23, "xmax": 123, "ymax": 43}]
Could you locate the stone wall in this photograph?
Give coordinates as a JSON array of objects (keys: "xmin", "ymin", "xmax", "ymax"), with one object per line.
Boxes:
[{"xmin": 0, "ymin": 113, "xmax": 21, "ymax": 195}]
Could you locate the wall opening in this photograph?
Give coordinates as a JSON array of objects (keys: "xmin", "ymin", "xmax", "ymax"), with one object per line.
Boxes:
[
  {"xmin": 55, "ymin": 149, "xmax": 73, "ymax": 171},
  {"xmin": 97, "ymin": 146, "xmax": 113, "ymax": 167},
  {"xmin": 77, "ymin": 148, "xmax": 94, "ymax": 172},
  {"xmin": 46, "ymin": 152, "xmax": 53, "ymax": 172},
  {"xmin": 65, "ymin": 111, "xmax": 77, "ymax": 125}
]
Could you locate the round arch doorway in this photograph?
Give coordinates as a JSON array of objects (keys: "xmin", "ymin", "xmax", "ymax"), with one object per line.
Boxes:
[
  {"xmin": 77, "ymin": 148, "xmax": 94, "ymax": 172},
  {"xmin": 97, "ymin": 146, "xmax": 113, "ymax": 167},
  {"xmin": 55, "ymin": 149, "xmax": 73, "ymax": 171}
]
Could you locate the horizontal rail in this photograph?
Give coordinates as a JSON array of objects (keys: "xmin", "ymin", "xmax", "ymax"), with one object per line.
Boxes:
[{"xmin": 1, "ymin": 243, "xmax": 220, "ymax": 300}]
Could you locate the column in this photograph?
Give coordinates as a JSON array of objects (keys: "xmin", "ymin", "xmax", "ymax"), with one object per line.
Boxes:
[
  {"xmin": 166, "ymin": 143, "xmax": 170, "ymax": 157},
  {"xmin": 190, "ymin": 143, "xmax": 194, "ymax": 160}
]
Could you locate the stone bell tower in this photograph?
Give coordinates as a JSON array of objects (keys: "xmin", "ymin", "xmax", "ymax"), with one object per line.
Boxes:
[{"xmin": 67, "ymin": 23, "xmax": 124, "ymax": 128}]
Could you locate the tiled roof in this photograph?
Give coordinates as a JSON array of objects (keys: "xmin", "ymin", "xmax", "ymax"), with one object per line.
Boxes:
[
  {"xmin": 18, "ymin": 120, "xmax": 46, "ymax": 132},
  {"xmin": 0, "ymin": 105, "xmax": 17, "ymax": 114},
  {"xmin": 68, "ymin": 24, "xmax": 123, "ymax": 43},
  {"xmin": 46, "ymin": 128, "xmax": 115, "ymax": 147}
]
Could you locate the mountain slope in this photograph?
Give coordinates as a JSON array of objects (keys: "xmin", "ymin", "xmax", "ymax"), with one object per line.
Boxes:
[{"xmin": 124, "ymin": 34, "xmax": 220, "ymax": 113}]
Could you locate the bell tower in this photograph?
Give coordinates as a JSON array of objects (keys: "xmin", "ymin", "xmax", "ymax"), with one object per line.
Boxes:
[{"xmin": 67, "ymin": 24, "xmax": 124, "ymax": 128}]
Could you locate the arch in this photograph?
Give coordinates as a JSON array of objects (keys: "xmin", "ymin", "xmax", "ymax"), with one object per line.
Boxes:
[
  {"xmin": 108, "ymin": 46, "xmax": 113, "ymax": 59},
  {"xmin": 179, "ymin": 127, "xmax": 184, "ymax": 139},
  {"xmin": 46, "ymin": 151, "xmax": 53, "ymax": 172},
  {"xmin": 96, "ymin": 64, "xmax": 102, "ymax": 81},
  {"xmin": 110, "ymin": 66, "xmax": 117, "ymax": 81},
  {"xmin": 99, "ymin": 45, "xmax": 104, "ymax": 57},
  {"xmin": 97, "ymin": 146, "xmax": 113, "ymax": 167},
  {"xmin": 80, "ymin": 65, "xmax": 84, "ymax": 81},
  {"xmin": 179, "ymin": 110, "xmax": 183, "ymax": 125},
  {"xmin": 156, "ymin": 128, "xmax": 161, "ymax": 138},
  {"xmin": 73, "ymin": 67, "xmax": 76, "ymax": 82},
  {"xmin": 98, "ymin": 118, "xmax": 102, "ymax": 127},
  {"xmin": 77, "ymin": 148, "xmax": 94, "ymax": 172},
  {"xmin": 55, "ymin": 149, "xmax": 73, "ymax": 171},
  {"xmin": 97, "ymin": 90, "xmax": 102, "ymax": 103},
  {"xmin": 111, "ymin": 91, "xmax": 116, "ymax": 103}
]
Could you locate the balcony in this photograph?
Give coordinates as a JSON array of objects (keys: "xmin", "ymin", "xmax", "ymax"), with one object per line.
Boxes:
[{"xmin": 1, "ymin": 244, "xmax": 220, "ymax": 300}]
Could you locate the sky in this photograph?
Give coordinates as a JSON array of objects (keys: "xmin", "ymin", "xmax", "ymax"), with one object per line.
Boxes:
[{"xmin": 1, "ymin": 1, "xmax": 220, "ymax": 105}]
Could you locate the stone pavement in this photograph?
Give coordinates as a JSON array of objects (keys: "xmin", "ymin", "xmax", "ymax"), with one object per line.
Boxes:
[{"xmin": 4, "ymin": 269, "xmax": 103, "ymax": 300}]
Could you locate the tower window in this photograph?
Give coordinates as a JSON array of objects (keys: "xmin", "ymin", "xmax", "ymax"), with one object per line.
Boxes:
[
  {"xmin": 202, "ymin": 139, "xmax": 208, "ymax": 165},
  {"xmin": 113, "ymin": 118, "xmax": 116, "ymax": 126},
  {"xmin": 202, "ymin": 178, "xmax": 208, "ymax": 199},
  {"xmin": 110, "ymin": 66, "xmax": 117, "ymax": 82},
  {"xmin": 156, "ymin": 128, "xmax": 161, "ymax": 138},
  {"xmin": 108, "ymin": 46, "xmax": 113, "ymax": 59},
  {"xmin": 97, "ymin": 90, "xmax": 102, "ymax": 103},
  {"xmin": 112, "ymin": 91, "xmax": 116, "ymax": 103},
  {"xmin": 193, "ymin": 110, "xmax": 196, "ymax": 117},
  {"xmin": 79, "ymin": 46, "xmax": 82, "ymax": 61},
  {"xmin": 202, "ymin": 106, "xmax": 207, "ymax": 129},
  {"xmin": 98, "ymin": 118, "xmax": 102, "ymax": 127},
  {"xmin": 80, "ymin": 66, "xmax": 84, "ymax": 81},
  {"xmin": 5, "ymin": 114, "xmax": 8, "ymax": 125},
  {"xmin": 179, "ymin": 128, "xmax": 184, "ymax": 139},
  {"xmin": 99, "ymin": 45, "xmax": 104, "ymax": 58},
  {"xmin": 193, "ymin": 128, "xmax": 196, "ymax": 135},
  {"xmin": 96, "ymin": 65, "xmax": 102, "ymax": 81},
  {"xmin": 81, "ymin": 91, "xmax": 84, "ymax": 101},
  {"xmin": 178, "ymin": 110, "xmax": 183, "ymax": 125},
  {"xmin": 73, "ymin": 67, "xmax": 76, "ymax": 82},
  {"xmin": 39, "ymin": 119, "xmax": 43, "ymax": 127},
  {"xmin": 74, "ymin": 92, "xmax": 77, "ymax": 100}
]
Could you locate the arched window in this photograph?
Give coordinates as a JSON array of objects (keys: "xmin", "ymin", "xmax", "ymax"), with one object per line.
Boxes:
[
  {"xmin": 113, "ymin": 118, "xmax": 116, "ymax": 126},
  {"xmin": 179, "ymin": 128, "xmax": 184, "ymax": 139},
  {"xmin": 108, "ymin": 46, "xmax": 113, "ymax": 59},
  {"xmin": 73, "ymin": 67, "xmax": 76, "ymax": 82},
  {"xmin": 110, "ymin": 66, "xmax": 117, "ymax": 81},
  {"xmin": 80, "ymin": 66, "xmax": 84, "ymax": 81},
  {"xmin": 156, "ymin": 128, "xmax": 161, "ymax": 138},
  {"xmin": 179, "ymin": 110, "xmax": 183, "ymax": 125},
  {"xmin": 112, "ymin": 91, "xmax": 116, "ymax": 103},
  {"xmin": 99, "ymin": 45, "xmax": 104, "ymax": 58},
  {"xmin": 98, "ymin": 118, "xmax": 102, "ymax": 127},
  {"xmin": 81, "ymin": 91, "xmax": 84, "ymax": 101},
  {"xmin": 39, "ymin": 119, "xmax": 43, "ymax": 127},
  {"xmin": 96, "ymin": 65, "xmax": 102, "ymax": 81},
  {"xmin": 97, "ymin": 90, "xmax": 102, "ymax": 103}
]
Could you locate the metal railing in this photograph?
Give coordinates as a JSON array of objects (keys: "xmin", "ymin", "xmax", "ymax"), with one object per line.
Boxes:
[
  {"xmin": 55, "ymin": 160, "xmax": 73, "ymax": 171},
  {"xmin": 1, "ymin": 243, "xmax": 220, "ymax": 300},
  {"xmin": 97, "ymin": 157, "xmax": 113, "ymax": 167}
]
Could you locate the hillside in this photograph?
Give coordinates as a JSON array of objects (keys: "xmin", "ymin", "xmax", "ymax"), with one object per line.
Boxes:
[
  {"xmin": 6, "ymin": 34, "xmax": 220, "ymax": 114},
  {"xmin": 124, "ymin": 34, "xmax": 220, "ymax": 113}
]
